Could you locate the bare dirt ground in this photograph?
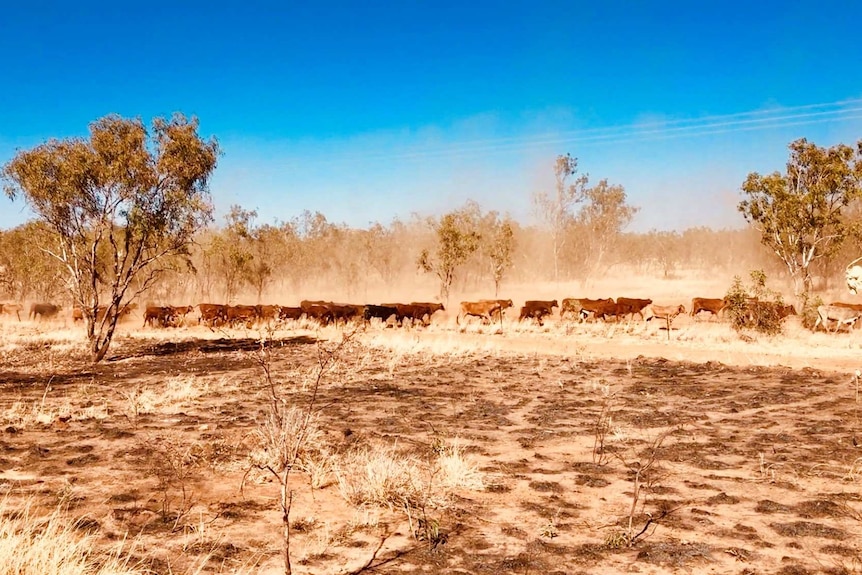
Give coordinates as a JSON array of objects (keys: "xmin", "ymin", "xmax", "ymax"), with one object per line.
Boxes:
[{"xmin": 1, "ymin": 314, "xmax": 862, "ymax": 574}]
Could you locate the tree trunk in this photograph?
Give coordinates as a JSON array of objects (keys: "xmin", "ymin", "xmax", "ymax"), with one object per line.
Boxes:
[
  {"xmin": 90, "ymin": 316, "xmax": 119, "ymax": 363},
  {"xmin": 802, "ymin": 270, "xmax": 813, "ymax": 296},
  {"xmin": 552, "ymin": 236, "xmax": 559, "ymax": 282},
  {"xmin": 281, "ymin": 473, "xmax": 292, "ymax": 575}
]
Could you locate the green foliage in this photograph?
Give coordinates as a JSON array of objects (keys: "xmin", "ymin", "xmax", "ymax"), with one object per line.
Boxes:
[
  {"xmin": 0, "ymin": 221, "xmax": 66, "ymax": 300},
  {"xmin": 418, "ymin": 204, "xmax": 481, "ymax": 303},
  {"xmin": 534, "ymin": 155, "xmax": 638, "ymax": 281},
  {"xmin": 484, "ymin": 214, "xmax": 516, "ymax": 297},
  {"xmin": 738, "ymin": 137, "xmax": 862, "ymax": 295},
  {"xmin": 724, "ymin": 270, "xmax": 786, "ymax": 336},
  {"xmin": 573, "ymin": 178, "xmax": 639, "ymax": 279},
  {"xmin": 201, "ymin": 205, "xmax": 282, "ymax": 303},
  {"xmin": 2, "ymin": 113, "xmax": 218, "ymax": 361},
  {"xmin": 799, "ymin": 292, "xmax": 825, "ymax": 330}
]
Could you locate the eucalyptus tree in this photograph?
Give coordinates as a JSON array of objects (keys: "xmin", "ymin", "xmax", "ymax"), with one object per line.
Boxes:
[
  {"xmin": 739, "ymin": 138, "xmax": 862, "ymax": 295},
  {"xmin": 3, "ymin": 114, "xmax": 219, "ymax": 361}
]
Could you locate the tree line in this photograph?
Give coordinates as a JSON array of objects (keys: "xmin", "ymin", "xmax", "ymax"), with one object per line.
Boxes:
[
  {"xmin": 1, "ymin": 201, "xmax": 786, "ymax": 307},
  {"xmin": 2, "ymin": 113, "xmax": 860, "ymax": 361}
]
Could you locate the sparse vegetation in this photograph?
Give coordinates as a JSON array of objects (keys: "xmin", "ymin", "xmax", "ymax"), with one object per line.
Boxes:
[
  {"xmin": 0, "ymin": 326, "xmax": 860, "ymax": 572},
  {"xmin": 800, "ymin": 292, "xmax": 825, "ymax": 330},
  {"xmin": 533, "ymin": 153, "xmax": 589, "ymax": 281},
  {"xmin": 607, "ymin": 429, "xmax": 675, "ymax": 548},
  {"xmin": 0, "ymin": 501, "xmax": 140, "ymax": 575},
  {"xmin": 3, "ymin": 133, "xmax": 862, "ymax": 574},
  {"xmin": 724, "ymin": 270, "xmax": 788, "ymax": 336}
]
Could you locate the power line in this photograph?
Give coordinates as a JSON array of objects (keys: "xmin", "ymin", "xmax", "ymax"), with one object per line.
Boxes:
[{"xmin": 295, "ymin": 97, "xmax": 862, "ymax": 165}]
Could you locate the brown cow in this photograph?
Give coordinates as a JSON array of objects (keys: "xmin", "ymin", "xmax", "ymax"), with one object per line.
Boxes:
[
  {"xmin": 363, "ymin": 305, "xmax": 399, "ymax": 327},
  {"xmin": 144, "ymin": 305, "xmax": 194, "ymax": 328},
  {"xmin": 144, "ymin": 306, "xmax": 170, "ymax": 328},
  {"xmin": 381, "ymin": 303, "xmax": 439, "ymax": 327},
  {"xmin": 256, "ymin": 305, "xmax": 281, "ymax": 324},
  {"xmin": 562, "ymin": 298, "xmax": 614, "ymax": 322},
  {"xmin": 278, "ymin": 306, "xmax": 304, "ymax": 321},
  {"xmin": 198, "ymin": 303, "xmax": 228, "ymax": 328},
  {"xmin": 305, "ymin": 305, "xmax": 334, "ymax": 326},
  {"xmin": 410, "ymin": 302, "xmax": 445, "ymax": 314},
  {"xmin": 479, "ymin": 299, "xmax": 514, "ymax": 321},
  {"xmin": 737, "ymin": 300, "xmax": 796, "ymax": 328},
  {"xmin": 381, "ymin": 303, "xmax": 412, "ymax": 326},
  {"xmin": 690, "ymin": 297, "xmax": 726, "ymax": 319},
  {"xmin": 615, "ymin": 297, "xmax": 653, "ymax": 321},
  {"xmin": 327, "ymin": 304, "xmax": 365, "ymax": 326},
  {"xmin": 590, "ymin": 300, "xmax": 624, "ymax": 322},
  {"xmin": 167, "ymin": 305, "xmax": 194, "ymax": 327},
  {"xmin": 76, "ymin": 304, "xmax": 138, "ymax": 324},
  {"xmin": 746, "ymin": 300, "xmax": 796, "ymax": 319},
  {"xmin": 29, "ymin": 303, "xmax": 63, "ymax": 321},
  {"xmin": 457, "ymin": 301, "xmax": 503, "ymax": 326},
  {"xmin": 227, "ymin": 305, "xmax": 259, "ymax": 327},
  {"xmin": 519, "ymin": 300, "xmax": 558, "ymax": 326},
  {"xmin": 409, "ymin": 302, "xmax": 445, "ymax": 325},
  {"xmin": 560, "ymin": 298, "xmax": 583, "ymax": 320},
  {"xmin": 300, "ymin": 300, "xmax": 331, "ymax": 313}
]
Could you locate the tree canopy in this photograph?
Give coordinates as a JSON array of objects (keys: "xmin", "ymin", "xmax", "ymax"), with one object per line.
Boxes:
[
  {"xmin": 2, "ymin": 113, "xmax": 219, "ymax": 361},
  {"xmin": 533, "ymin": 153, "xmax": 588, "ymax": 281},
  {"xmin": 738, "ymin": 137, "xmax": 862, "ymax": 295},
  {"xmin": 418, "ymin": 203, "xmax": 481, "ymax": 305}
]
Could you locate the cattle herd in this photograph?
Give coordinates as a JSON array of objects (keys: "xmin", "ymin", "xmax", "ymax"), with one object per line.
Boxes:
[{"xmin": 2, "ymin": 295, "xmax": 862, "ymax": 333}]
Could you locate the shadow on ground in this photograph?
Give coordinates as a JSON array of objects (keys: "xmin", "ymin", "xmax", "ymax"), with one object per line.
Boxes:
[{"xmin": 108, "ymin": 335, "xmax": 318, "ymax": 360}]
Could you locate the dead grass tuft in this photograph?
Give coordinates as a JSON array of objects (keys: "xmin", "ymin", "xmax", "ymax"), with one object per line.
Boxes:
[
  {"xmin": 333, "ymin": 445, "xmax": 426, "ymax": 510},
  {"xmin": 0, "ymin": 499, "xmax": 142, "ymax": 575}
]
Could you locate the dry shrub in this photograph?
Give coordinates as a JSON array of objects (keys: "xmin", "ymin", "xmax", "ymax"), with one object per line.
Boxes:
[
  {"xmin": 0, "ymin": 392, "xmax": 110, "ymax": 430},
  {"xmin": 141, "ymin": 434, "xmax": 206, "ymax": 525},
  {"xmin": 247, "ymin": 405, "xmax": 327, "ymax": 475},
  {"xmin": 800, "ymin": 292, "xmax": 824, "ymax": 330},
  {"xmin": 334, "ymin": 446, "xmax": 426, "ymax": 510},
  {"xmin": 0, "ymin": 500, "xmax": 141, "ymax": 575},
  {"xmin": 334, "ymin": 440, "xmax": 484, "ymax": 511},
  {"xmin": 436, "ymin": 441, "xmax": 484, "ymax": 491}
]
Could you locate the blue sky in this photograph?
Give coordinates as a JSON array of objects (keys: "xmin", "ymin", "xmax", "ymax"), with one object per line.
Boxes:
[{"xmin": 2, "ymin": 1, "xmax": 861, "ymax": 232}]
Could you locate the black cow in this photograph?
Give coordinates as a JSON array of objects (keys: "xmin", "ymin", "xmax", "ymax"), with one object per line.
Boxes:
[{"xmin": 363, "ymin": 305, "xmax": 399, "ymax": 327}]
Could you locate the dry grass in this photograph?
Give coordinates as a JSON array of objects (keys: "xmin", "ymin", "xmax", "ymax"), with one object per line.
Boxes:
[
  {"xmin": 333, "ymin": 439, "xmax": 484, "ymax": 512},
  {"xmin": 2, "ymin": 276, "xmax": 862, "ymax": 573},
  {"xmin": 333, "ymin": 445, "xmax": 426, "ymax": 510},
  {"xmin": 435, "ymin": 440, "xmax": 484, "ymax": 491},
  {"xmin": 0, "ymin": 500, "xmax": 140, "ymax": 575},
  {"xmin": 122, "ymin": 376, "xmax": 211, "ymax": 417}
]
